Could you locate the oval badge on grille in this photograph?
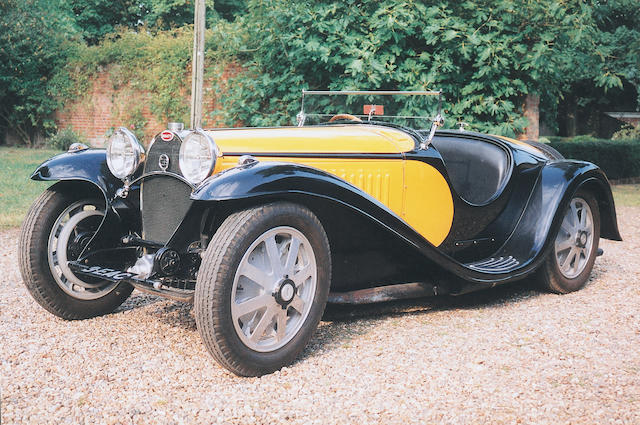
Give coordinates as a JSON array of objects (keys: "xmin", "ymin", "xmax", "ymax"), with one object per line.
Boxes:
[
  {"xmin": 158, "ymin": 154, "xmax": 170, "ymax": 171},
  {"xmin": 160, "ymin": 131, "xmax": 174, "ymax": 141}
]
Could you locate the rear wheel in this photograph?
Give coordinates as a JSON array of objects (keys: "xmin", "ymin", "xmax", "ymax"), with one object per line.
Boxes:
[
  {"xmin": 19, "ymin": 186, "xmax": 133, "ymax": 319},
  {"xmin": 538, "ymin": 190, "xmax": 600, "ymax": 294},
  {"xmin": 194, "ymin": 202, "xmax": 331, "ymax": 376}
]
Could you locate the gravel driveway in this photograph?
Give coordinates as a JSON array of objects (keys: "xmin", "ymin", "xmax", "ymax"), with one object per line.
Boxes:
[{"xmin": 2, "ymin": 206, "xmax": 639, "ymax": 424}]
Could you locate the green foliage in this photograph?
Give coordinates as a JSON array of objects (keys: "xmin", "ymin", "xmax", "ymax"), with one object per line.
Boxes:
[
  {"xmin": 69, "ymin": 0, "xmax": 245, "ymax": 42},
  {"xmin": 144, "ymin": 0, "xmax": 220, "ymax": 30},
  {"xmin": 69, "ymin": 0, "xmax": 146, "ymax": 44},
  {"xmin": 211, "ymin": 0, "xmax": 633, "ymax": 136},
  {"xmin": 60, "ymin": 28, "xmax": 195, "ymax": 132},
  {"xmin": 46, "ymin": 127, "xmax": 87, "ymax": 151},
  {"xmin": 3, "ymin": 0, "xmax": 638, "ymax": 144},
  {"xmin": 550, "ymin": 138, "xmax": 640, "ymax": 180},
  {"xmin": 612, "ymin": 125, "xmax": 640, "ymax": 142},
  {"xmin": 0, "ymin": 0, "xmax": 78, "ymax": 145}
]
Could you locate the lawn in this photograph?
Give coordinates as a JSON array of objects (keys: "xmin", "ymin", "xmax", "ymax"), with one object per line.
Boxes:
[
  {"xmin": 0, "ymin": 147, "xmax": 639, "ymax": 229},
  {"xmin": 0, "ymin": 147, "xmax": 59, "ymax": 228},
  {"xmin": 611, "ymin": 183, "xmax": 640, "ymax": 207}
]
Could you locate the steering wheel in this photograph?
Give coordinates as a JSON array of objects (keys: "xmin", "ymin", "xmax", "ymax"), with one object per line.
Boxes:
[{"xmin": 328, "ymin": 114, "xmax": 362, "ymax": 123}]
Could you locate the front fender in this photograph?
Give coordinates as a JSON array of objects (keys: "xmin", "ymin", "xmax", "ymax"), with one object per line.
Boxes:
[
  {"xmin": 30, "ymin": 149, "xmax": 123, "ymax": 201},
  {"xmin": 191, "ymin": 161, "xmax": 413, "ymax": 233}
]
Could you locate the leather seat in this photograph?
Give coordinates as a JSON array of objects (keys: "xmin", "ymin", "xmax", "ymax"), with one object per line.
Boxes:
[{"xmin": 430, "ymin": 136, "xmax": 510, "ymax": 205}]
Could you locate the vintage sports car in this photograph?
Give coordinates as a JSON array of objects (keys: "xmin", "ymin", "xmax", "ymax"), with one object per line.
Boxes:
[{"xmin": 19, "ymin": 91, "xmax": 621, "ymax": 376}]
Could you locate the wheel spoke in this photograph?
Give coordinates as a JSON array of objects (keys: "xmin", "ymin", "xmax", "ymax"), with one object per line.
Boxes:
[
  {"xmin": 579, "ymin": 206, "xmax": 587, "ymax": 227},
  {"xmin": 283, "ymin": 237, "xmax": 301, "ymax": 276},
  {"xmin": 264, "ymin": 235, "xmax": 283, "ymax": 276},
  {"xmin": 289, "ymin": 294, "xmax": 304, "ymax": 314},
  {"xmin": 556, "ymin": 237, "xmax": 573, "ymax": 252},
  {"xmin": 570, "ymin": 202, "xmax": 579, "ymax": 227},
  {"xmin": 250, "ymin": 305, "xmax": 275, "ymax": 342},
  {"xmin": 584, "ymin": 212, "xmax": 592, "ymax": 233},
  {"xmin": 276, "ymin": 310, "xmax": 287, "ymax": 341},
  {"xmin": 292, "ymin": 263, "xmax": 313, "ymax": 287},
  {"xmin": 561, "ymin": 217, "xmax": 574, "ymax": 235},
  {"xmin": 235, "ymin": 293, "xmax": 272, "ymax": 317},
  {"xmin": 238, "ymin": 262, "xmax": 271, "ymax": 289},
  {"xmin": 561, "ymin": 246, "xmax": 577, "ymax": 271}
]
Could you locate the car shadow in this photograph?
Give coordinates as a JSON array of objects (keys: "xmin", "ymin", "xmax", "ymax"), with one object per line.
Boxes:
[
  {"xmin": 115, "ymin": 292, "xmax": 163, "ymax": 313},
  {"xmin": 113, "ymin": 277, "xmax": 551, "ymax": 365},
  {"xmin": 295, "ymin": 277, "xmax": 544, "ymax": 363}
]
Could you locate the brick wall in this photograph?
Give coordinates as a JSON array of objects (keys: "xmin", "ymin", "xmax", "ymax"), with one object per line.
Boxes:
[{"xmin": 55, "ymin": 63, "xmax": 242, "ymax": 147}]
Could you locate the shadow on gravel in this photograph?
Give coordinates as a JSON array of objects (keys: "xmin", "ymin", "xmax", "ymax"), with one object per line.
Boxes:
[
  {"xmin": 114, "ymin": 292, "xmax": 163, "ymax": 313},
  {"xmin": 322, "ymin": 277, "xmax": 541, "ymax": 323},
  {"xmin": 294, "ymin": 278, "xmax": 544, "ymax": 363},
  {"xmin": 111, "ymin": 277, "xmax": 548, "ymax": 365},
  {"xmin": 149, "ymin": 302, "xmax": 196, "ymax": 330}
]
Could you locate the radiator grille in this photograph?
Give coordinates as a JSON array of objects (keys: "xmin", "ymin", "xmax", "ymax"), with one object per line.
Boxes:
[
  {"xmin": 141, "ymin": 175, "xmax": 193, "ymax": 243},
  {"xmin": 141, "ymin": 135, "xmax": 192, "ymax": 244}
]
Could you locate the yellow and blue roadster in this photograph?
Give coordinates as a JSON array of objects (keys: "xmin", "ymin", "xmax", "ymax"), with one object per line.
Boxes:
[{"xmin": 19, "ymin": 91, "xmax": 621, "ymax": 376}]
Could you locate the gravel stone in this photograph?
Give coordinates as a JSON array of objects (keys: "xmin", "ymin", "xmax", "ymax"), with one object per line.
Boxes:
[{"xmin": 1, "ymin": 206, "xmax": 639, "ymax": 424}]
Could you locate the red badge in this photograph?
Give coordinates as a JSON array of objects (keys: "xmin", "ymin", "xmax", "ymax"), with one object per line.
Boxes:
[
  {"xmin": 364, "ymin": 105, "xmax": 384, "ymax": 116},
  {"xmin": 160, "ymin": 131, "xmax": 174, "ymax": 141}
]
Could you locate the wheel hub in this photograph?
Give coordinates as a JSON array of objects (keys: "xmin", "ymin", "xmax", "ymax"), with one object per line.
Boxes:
[
  {"xmin": 274, "ymin": 278, "xmax": 296, "ymax": 307},
  {"xmin": 68, "ymin": 231, "xmax": 93, "ymax": 258},
  {"xmin": 576, "ymin": 231, "xmax": 588, "ymax": 248}
]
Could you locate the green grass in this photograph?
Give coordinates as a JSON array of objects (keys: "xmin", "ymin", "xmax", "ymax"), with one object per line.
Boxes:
[
  {"xmin": 611, "ymin": 184, "xmax": 640, "ymax": 207},
  {"xmin": 0, "ymin": 147, "xmax": 60, "ymax": 228}
]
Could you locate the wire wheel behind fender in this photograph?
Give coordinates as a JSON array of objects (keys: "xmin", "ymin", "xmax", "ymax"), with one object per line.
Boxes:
[
  {"xmin": 194, "ymin": 202, "xmax": 331, "ymax": 376},
  {"xmin": 19, "ymin": 185, "xmax": 133, "ymax": 320}
]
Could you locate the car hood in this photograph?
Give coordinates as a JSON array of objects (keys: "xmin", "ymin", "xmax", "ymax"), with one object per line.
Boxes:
[{"xmin": 203, "ymin": 125, "xmax": 416, "ymax": 155}]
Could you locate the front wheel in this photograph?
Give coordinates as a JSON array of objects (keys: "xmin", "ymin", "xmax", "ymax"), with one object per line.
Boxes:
[
  {"xmin": 538, "ymin": 190, "xmax": 600, "ymax": 294},
  {"xmin": 194, "ymin": 202, "xmax": 331, "ymax": 376},
  {"xmin": 19, "ymin": 185, "xmax": 133, "ymax": 319}
]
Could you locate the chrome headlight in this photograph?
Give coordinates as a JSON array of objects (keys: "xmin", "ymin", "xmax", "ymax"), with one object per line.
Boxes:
[
  {"xmin": 106, "ymin": 127, "xmax": 144, "ymax": 180},
  {"xmin": 179, "ymin": 130, "xmax": 218, "ymax": 185}
]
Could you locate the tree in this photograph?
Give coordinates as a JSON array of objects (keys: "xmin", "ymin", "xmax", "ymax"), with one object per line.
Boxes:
[
  {"xmin": 553, "ymin": 0, "xmax": 640, "ymax": 136},
  {"xmin": 0, "ymin": 0, "xmax": 78, "ymax": 145},
  {"xmin": 69, "ymin": 0, "xmax": 146, "ymax": 44},
  {"xmin": 213, "ymin": 0, "xmax": 638, "ymax": 136},
  {"xmin": 144, "ymin": 0, "xmax": 246, "ymax": 28}
]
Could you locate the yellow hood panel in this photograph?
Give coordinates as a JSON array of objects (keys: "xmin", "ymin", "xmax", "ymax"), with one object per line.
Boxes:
[{"xmin": 204, "ymin": 125, "xmax": 415, "ymax": 154}]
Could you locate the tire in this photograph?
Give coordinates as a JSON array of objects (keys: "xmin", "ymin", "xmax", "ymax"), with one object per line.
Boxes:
[
  {"xmin": 538, "ymin": 190, "xmax": 600, "ymax": 294},
  {"xmin": 194, "ymin": 202, "xmax": 331, "ymax": 376},
  {"xmin": 18, "ymin": 185, "xmax": 133, "ymax": 320}
]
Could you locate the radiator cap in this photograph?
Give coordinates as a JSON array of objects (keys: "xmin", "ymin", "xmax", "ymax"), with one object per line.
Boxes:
[{"xmin": 167, "ymin": 122, "xmax": 184, "ymax": 132}]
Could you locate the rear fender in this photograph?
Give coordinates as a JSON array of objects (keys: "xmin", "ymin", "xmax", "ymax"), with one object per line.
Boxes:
[{"xmin": 486, "ymin": 160, "xmax": 622, "ymax": 273}]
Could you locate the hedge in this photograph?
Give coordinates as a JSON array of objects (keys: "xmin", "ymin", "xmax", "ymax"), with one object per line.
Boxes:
[{"xmin": 549, "ymin": 138, "xmax": 640, "ymax": 180}]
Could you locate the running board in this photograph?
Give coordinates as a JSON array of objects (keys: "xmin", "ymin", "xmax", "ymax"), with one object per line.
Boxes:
[
  {"xmin": 327, "ymin": 282, "xmax": 444, "ymax": 305},
  {"xmin": 466, "ymin": 255, "xmax": 520, "ymax": 273}
]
